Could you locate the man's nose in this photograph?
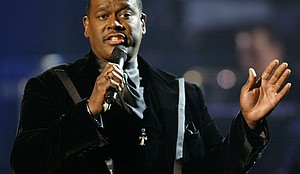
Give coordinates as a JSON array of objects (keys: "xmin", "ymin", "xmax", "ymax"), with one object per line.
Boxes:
[{"xmin": 108, "ymin": 16, "xmax": 124, "ymax": 30}]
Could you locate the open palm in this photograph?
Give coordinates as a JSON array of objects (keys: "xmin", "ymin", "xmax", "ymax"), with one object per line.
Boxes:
[{"xmin": 240, "ymin": 60, "xmax": 291, "ymax": 129}]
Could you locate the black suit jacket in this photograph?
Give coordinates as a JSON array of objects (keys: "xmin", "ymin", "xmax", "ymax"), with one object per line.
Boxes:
[{"xmin": 10, "ymin": 51, "xmax": 269, "ymax": 174}]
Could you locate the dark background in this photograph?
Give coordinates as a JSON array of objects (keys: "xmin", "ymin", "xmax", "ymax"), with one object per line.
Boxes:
[{"xmin": 1, "ymin": 0, "xmax": 300, "ymax": 173}]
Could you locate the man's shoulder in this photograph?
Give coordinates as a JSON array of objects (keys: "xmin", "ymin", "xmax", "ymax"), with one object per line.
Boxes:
[
  {"xmin": 138, "ymin": 56, "xmax": 178, "ymax": 82},
  {"xmin": 39, "ymin": 53, "xmax": 88, "ymax": 77},
  {"xmin": 28, "ymin": 54, "xmax": 87, "ymax": 85},
  {"xmin": 53, "ymin": 55, "xmax": 88, "ymax": 72},
  {"xmin": 138, "ymin": 55, "xmax": 202, "ymax": 92}
]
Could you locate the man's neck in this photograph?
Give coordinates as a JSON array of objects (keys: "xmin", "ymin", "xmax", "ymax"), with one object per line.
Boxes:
[
  {"xmin": 124, "ymin": 57, "xmax": 140, "ymax": 88},
  {"xmin": 95, "ymin": 55, "xmax": 140, "ymax": 87}
]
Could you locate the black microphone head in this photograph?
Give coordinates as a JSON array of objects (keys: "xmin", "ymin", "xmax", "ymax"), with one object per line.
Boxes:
[
  {"xmin": 105, "ymin": 45, "xmax": 128, "ymax": 104},
  {"xmin": 111, "ymin": 45, "xmax": 128, "ymax": 63}
]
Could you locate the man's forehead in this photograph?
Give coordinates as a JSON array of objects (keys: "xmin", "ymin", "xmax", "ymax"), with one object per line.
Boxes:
[{"xmin": 91, "ymin": 0, "xmax": 138, "ymax": 6}]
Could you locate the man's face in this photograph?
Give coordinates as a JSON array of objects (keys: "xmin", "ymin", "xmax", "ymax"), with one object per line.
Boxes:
[{"xmin": 83, "ymin": 0, "xmax": 146, "ymax": 61}]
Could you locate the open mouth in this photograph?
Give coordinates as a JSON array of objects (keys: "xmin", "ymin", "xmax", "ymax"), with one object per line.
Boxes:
[{"xmin": 105, "ymin": 33, "xmax": 126, "ymax": 45}]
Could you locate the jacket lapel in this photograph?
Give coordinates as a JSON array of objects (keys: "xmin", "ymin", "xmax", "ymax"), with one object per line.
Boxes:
[{"xmin": 138, "ymin": 57, "xmax": 180, "ymax": 164}]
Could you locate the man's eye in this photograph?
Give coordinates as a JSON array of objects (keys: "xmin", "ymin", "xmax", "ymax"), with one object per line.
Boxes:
[
  {"xmin": 120, "ymin": 12, "xmax": 132, "ymax": 19},
  {"xmin": 98, "ymin": 15, "xmax": 108, "ymax": 20}
]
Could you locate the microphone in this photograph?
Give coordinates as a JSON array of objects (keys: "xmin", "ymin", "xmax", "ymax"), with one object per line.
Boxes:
[{"xmin": 105, "ymin": 45, "xmax": 128, "ymax": 104}]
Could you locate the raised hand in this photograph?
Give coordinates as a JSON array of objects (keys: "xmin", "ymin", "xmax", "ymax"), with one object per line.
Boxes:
[{"xmin": 240, "ymin": 59, "xmax": 292, "ymax": 129}]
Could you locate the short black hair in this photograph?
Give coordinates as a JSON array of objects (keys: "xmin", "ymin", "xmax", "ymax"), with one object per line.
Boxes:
[{"xmin": 86, "ymin": 0, "xmax": 143, "ymax": 16}]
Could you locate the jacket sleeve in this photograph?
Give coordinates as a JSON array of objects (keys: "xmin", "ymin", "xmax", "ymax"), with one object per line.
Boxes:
[
  {"xmin": 228, "ymin": 112, "xmax": 269, "ymax": 173},
  {"xmin": 10, "ymin": 72, "xmax": 107, "ymax": 173},
  {"xmin": 183, "ymin": 83, "xmax": 269, "ymax": 174}
]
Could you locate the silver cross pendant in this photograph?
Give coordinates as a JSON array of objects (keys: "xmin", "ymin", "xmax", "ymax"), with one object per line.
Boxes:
[{"xmin": 139, "ymin": 128, "xmax": 148, "ymax": 146}]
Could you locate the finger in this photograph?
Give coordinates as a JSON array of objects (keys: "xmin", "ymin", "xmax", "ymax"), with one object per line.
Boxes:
[
  {"xmin": 102, "ymin": 65, "xmax": 115, "ymax": 78},
  {"xmin": 105, "ymin": 71, "xmax": 114, "ymax": 80},
  {"xmin": 109, "ymin": 79, "xmax": 123, "ymax": 91},
  {"xmin": 261, "ymin": 59, "xmax": 279, "ymax": 80},
  {"xmin": 273, "ymin": 68, "xmax": 291, "ymax": 92},
  {"xmin": 276, "ymin": 83, "xmax": 292, "ymax": 100},
  {"xmin": 246, "ymin": 68, "xmax": 258, "ymax": 90},
  {"xmin": 103, "ymin": 71, "xmax": 110, "ymax": 80},
  {"xmin": 111, "ymin": 70, "xmax": 123, "ymax": 83},
  {"xmin": 268, "ymin": 62, "xmax": 289, "ymax": 85},
  {"xmin": 108, "ymin": 62, "xmax": 123, "ymax": 75}
]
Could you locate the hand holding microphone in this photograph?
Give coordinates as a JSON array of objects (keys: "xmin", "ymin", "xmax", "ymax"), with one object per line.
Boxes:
[
  {"xmin": 87, "ymin": 45, "xmax": 127, "ymax": 115},
  {"xmin": 105, "ymin": 45, "xmax": 128, "ymax": 104}
]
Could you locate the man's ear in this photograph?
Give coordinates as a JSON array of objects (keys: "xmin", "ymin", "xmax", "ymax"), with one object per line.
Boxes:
[
  {"xmin": 141, "ymin": 13, "xmax": 147, "ymax": 35},
  {"xmin": 82, "ymin": 16, "xmax": 90, "ymax": 38}
]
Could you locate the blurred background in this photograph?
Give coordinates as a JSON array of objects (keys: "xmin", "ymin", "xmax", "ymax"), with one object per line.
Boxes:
[{"xmin": 1, "ymin": 0, "xmax": 300, "ymax": 173}]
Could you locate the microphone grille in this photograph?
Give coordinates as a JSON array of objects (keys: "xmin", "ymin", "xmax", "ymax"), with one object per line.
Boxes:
[{"xmin": 112, "ymin": 45, "xmax": 128, "ymax": 63}]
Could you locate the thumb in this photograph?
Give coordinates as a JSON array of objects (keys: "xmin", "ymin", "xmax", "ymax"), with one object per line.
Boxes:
[{"xmin": 245, "ymin": 68, "xmax": 259, "ymax": 90}]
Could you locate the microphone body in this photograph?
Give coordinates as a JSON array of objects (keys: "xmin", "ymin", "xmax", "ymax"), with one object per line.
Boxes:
[{"xmin": 105, "ymin": 45, "xmax": 128, "ymax": 104}]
